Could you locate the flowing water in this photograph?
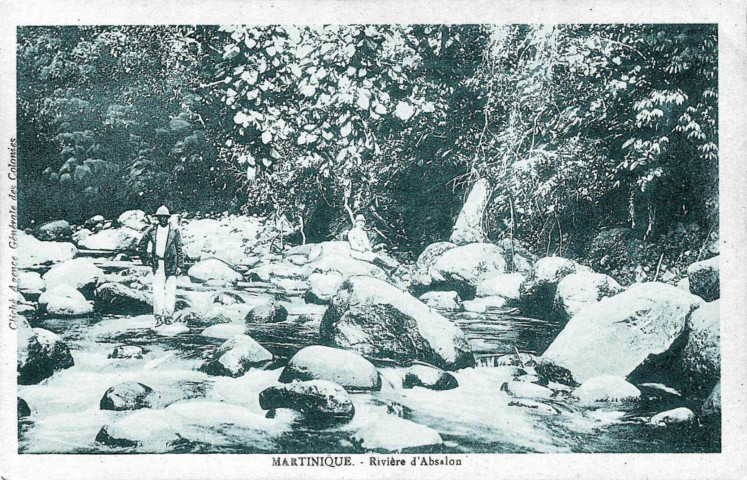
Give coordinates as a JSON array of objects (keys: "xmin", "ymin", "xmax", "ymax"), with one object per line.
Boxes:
[{"xmin": 17, "ymin": 261, "xmax": 720, "ymax": 454}]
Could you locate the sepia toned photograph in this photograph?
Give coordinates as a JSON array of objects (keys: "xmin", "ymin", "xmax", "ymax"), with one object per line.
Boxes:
[{"xmin": 11, "ymin": 21, "xmax": 723, "ymax": 456}]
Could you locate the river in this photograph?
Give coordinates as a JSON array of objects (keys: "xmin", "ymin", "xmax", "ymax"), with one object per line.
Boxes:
[{"xmin": 17, "ymin": 259, "xmax": 719, "ymax": 454}]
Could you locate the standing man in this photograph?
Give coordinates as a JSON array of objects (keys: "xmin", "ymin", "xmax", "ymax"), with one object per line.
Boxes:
[
  {"xmin": 137, "ymin": 206, "xmax": 184, "ymax": 326},
  {"xmin": 348, "ymin": 214, "xmax": 399, "ymax": 274}
]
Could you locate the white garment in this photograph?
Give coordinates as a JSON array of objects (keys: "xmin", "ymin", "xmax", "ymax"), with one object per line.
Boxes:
[
  {"xmin": 153, "ymin": 260, "xmax": 176, "ymax": 318},
  {"xmin": 155, "ymin": 224, "xmax": 169, "ymax": 258},
  {"xmin": 348, "ymin": 226, "xmax": 372, "ymax": 253}
]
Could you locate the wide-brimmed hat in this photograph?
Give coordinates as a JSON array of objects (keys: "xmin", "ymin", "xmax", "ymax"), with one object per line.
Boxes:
[
  {"xmin": 155, "ymin": 205, "xmax": 170, "ymax": 217},
  {"xmin": 355, "ymin": 214, "xmax": 366, "ymax": 223}
]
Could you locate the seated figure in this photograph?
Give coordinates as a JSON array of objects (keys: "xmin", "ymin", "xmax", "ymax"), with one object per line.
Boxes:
[{"xmin": 348, "ymin": 214, "xmax": 399, "ymax": 274}]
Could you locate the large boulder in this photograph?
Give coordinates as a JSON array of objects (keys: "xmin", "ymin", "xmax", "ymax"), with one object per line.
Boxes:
[
  {"xmin": 500, "ymin": 381, "xmax": 554, "ymax": 400},
  {"xmin": 449, "ymin": 178, "xmax": 491, "ymax": 245},
  {"xmin": 18, "ymin": 271, "xmax": 45, "ymax": 299},
  {"xmin": 688, "ymin": 256, "xmax": 720, "ymax": 302},
  {"xmin": 429, "ymin": 243, "xmax": 507, "ymax": 299},
  {"xmin": 672, "ymin": 300, "xmax": 720, "ymax": 397},
  {"xmin": 188, "ymin": 258, "xmax": 242, "ymax": 285},
  {"xmin": 36, "ymin": 220, "xmax": 71, "ymax": 241},
  {"xmin": 38, "ymin": 285, "xmax": 93, "ymax": 316},
  {"xmin": 475, "ymin": 272, "xmax": 524, "ymax": 300},
  {"xmin": 413, "ymin": 242, "xmax": 457, "ymax": 280},
  {"xmin": 403, "ymin": 364, "xmax": 458, "ymax": 390},
  {"xmin": 244, "ymin": 300, "xmax": 288, "ymax": 324},
  {"xmin": 78, "ymin": 227, "xmax": 141, "ymax": 251},
  {"xmin": 304, "ymin": 272, "xmax": 343, "ymax": 305},
  {"xmin": 552, "ymin": 272, "xmax": 623, "ymax": 322},
  {"xmin": 116, "ymin": 209, "xmax": 150, "ymax": 231},
  {"xmin": 259, "ymin": 380, "xmax": 355, "ymax": 425},
  {"xmin": 572, "ymin": 375, "xmax": 641, "ymax": 403},
  {"xmin": 100, "ymin": 382, "xmax": 159, "ymax": 411},
  {"xmin": 42, "ymin": 258, "xmax": 105, "ymax": 298},
  {"xmin": 304, "ymin": 242, "xmax": 389, "ymax": 281},
  {"xmin": 541, "ymin": 282, "xmax": 704, "ymax": 383},
  {"xmin": 279, "ymin": 345, "xmax": 381, "ymax": 391},
  {"xmin": 650, "ymin": 407, "xmax": 695, "ymax": 426},
  {"xmin": 95, "ymin": 409, "xmax": 180, "ymax": 449},
  {"xmin": 17, "ymin": 231, "xmax": 77, "ymax": 268},
  {"xmin": 320, "ymin": 276, "xmax": 474, "ymax": 370},
  {"xmin": 199, "ymin": 334, "xmax": 273, "ymax": 377},
  {"xmin": 17, "ymin": 317, "xmax": 74, "ymax": 385},
  {"xmin": 94, "ymin": 282, "xmax": 152, "ymax": 315},
  {"xmin": 419, "ymin": 291, "xmax": 464, "ymax": 311},
  {"xmin": 519, "ymin": 257, "xmax": 590, "ymax": 318}
]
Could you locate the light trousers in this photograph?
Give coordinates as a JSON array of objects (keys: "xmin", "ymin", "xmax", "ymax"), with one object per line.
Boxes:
[{"xmin": 152, "ymin": 260, "xmax": 176, "ymax": 318}]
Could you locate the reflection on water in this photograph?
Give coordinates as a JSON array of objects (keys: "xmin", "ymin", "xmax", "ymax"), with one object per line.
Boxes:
[{"xmin": 18, "ymin": 288, "xmax": 719, "ymax": 454}]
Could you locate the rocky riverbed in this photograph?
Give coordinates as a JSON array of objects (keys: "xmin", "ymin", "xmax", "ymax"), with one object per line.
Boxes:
[{"xmin": 16, "ymin": 211, "xmax": 722, "ymax": 453}]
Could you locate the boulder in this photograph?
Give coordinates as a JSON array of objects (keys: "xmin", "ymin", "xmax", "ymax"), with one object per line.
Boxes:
[
  {"xmin": 304, "ymin": 242, "xmax": 389, "ymax": 281},
  {"xmin": 18, "ymin": 397, "xmax": 31, "ymax": 418},
  {"xmin": 258, "ymin": 380, "xmax": 355, "ymax": 424},
  {"xmin": 403, "ymin": 364, "xmax": 458, "ymax": 390},
  {"xmin": 17, "ymin": 231, "xmax": 78, "ymax": 268},
  {"xmin": 475, "ymin": 272, "xmax": 524, "ymax": 300},
  {"xmin": 541, "ymin": 282, "xmax": 704, "ymax": 383},
  {"xmin": 42, "ymin": 258, "xmax": 105, "ymax": 298},
  {"xmin": 108, "ymin": 345, "xmax": 144, "ymax": 359},
  {"xmin": 94, "ymin": 282, "xmax": 152, "ymax": 315},
  {"xmin": 38, "ymin": 285, "xmax": 93, "ymax": 316},
  {"xmin": 279, "ymin": 345, "xmax": 381, "ymax": 391},
  {"xmin": 519, "ymin": 257, "xmax": 590, "ymax": 318},
  {"xmin": 419, "ymin": 291, "xmax": 463, "ymax": 311},
  {"xmin": 96, "ymin": 409, "xmax": 180, "ymax": 449},
  {"xmin": 449, "ymin": 177, "xmax": 491, "ymax": 245},
  {"xmin": 17, "ymin": 318, "xmax": 74, "ymax": 385},
  {"xmin": 100, "ymin": 381, "xmax": 159, "ymax": 411},
  {"xmin": 200, "ymin": 334, "xmax": 273, "ymax": 377},
  {"xmin": 117, "ymin": 209, "xmax": 150, "ymax": 231},
  {"xmin": 500, "ymin": 381, "xmax": 554, "ymax": 400},
  {"xmin": 688, "ymin": 256, "xmax": 720, "ymax": 301},
  {"xmin": 671, "ymin": 300, "xmax": 720, "ymax": 397},
  {"xmin": 429, "ymin": 243, "xmax": 507, "ymax": 299},
  {"xmin": 175, "ymin": 308, "xmax": 232, "ymax": 328},
  {"xmin": 649, "ymin": 407, "xmax": 695, "ymax": 427},
  {"xmin": 650, "ymin": 407, "xmax": 695, "ymax": 426},
  {"xmin": 304, "ymin": 272, "xmax": 344, "ymax": 305},
  {"xmin": 36, "ymin": 220, "xmax": 71, "ymax": 241},
  {"xmin": 247, "ymin": 262, "xmax": 308, "ymax": 282},
  {"xmin": 552, "ymin": 272, "xmax": 623, "ymax": 322},
  {"xmin": 78, "ymin": 227, "xmax": 141, "ymax": 251},
  {"xmin": 701, "ymin": 381, "xmax": 721, "ymax": 417},
  {"xmin": 320, "ymin": 276, "xmax": 474, "ymax": 370},
  {"xmin": 211, "ymin": 291, "xmax": 245, "ymax": 306},
  {"xmin": 200, "ymin": 323, "xmax": 247, "ymax": 339},
  {"xmin": 495, "ymin": 238, "xmax": 537, "ymax": 273},
  {"xmin": 463, "ymin": 296, "xmax": 506, "ymax": 313},
  {"xmin": 414, "ymin": 242, "xmax": 457, "ymax": 279},
  {"xmin": 345, "ymin": 410, "xmax": 443, "ymax": 451},
  {"xmin": 244, "ymin": 300, "xmax": 288, "ymax": 324},
  {"xmin": 572, "ymin": 375, "xmax": 641, "ymax": 403},
  {"xmin": 188, "ymin": 258, "xmax": 242, "ymax": 285},
  {"xmin": 84, "ymin": 214, "xmax": 106, "ymax": 230},
  {"xmin": 18, "ymin": 271, "xmax": 45, "ymax": 298},
  {"xmin": 71, "ymin": 228, "xmax": 92, "ymax": 246}
]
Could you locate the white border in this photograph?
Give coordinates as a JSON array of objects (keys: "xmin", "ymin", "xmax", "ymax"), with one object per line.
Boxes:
[{"xmin": 1, "ymin": 1, "xmax": 745, "ymax": 479}]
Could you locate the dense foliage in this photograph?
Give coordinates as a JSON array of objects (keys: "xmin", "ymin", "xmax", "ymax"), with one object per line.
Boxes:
[{"xmin": 17, "ymin": 24, "xmax": 718, "ymax": 266}]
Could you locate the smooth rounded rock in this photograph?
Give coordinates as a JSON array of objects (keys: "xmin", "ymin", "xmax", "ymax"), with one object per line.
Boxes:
[
  {"xmin": 259, "ymin": 380, "xmax": 355, "ymax": 425},
  {"xmin": 200, "ymin": 334, "xmax": 273, "ymax": 377},
  {"xmin": 403, "ymin": 364, "xmax": 458, "ymax": 391},
  {"xmin": 100, "ymin": 382, "xmax": 159, "ymax": 411},
  {"xmin": 650, "ymin": 407, "xmax": 696, "ymax": 426},
  {"xmin": 279, "ymin": 345, "xmax": 381, "ymax": 391},
  {"xmin": 245, "ymin": 300, "xmax": 288, "ymax": 324},
  {"xmin": 38, "ymin": 285, "xmax": 93, "ymax": 317}
]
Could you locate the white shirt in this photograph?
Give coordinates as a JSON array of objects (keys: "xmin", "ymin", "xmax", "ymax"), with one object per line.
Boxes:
[
  {"xmin": 348, "ymin": 226, "xmax": 372, "ymax": 253},
  {"xmin": 155, "ymin": 224, "xmax": 170, "ymax": 258}
]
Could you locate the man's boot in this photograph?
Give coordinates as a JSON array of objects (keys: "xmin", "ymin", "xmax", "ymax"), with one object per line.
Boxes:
[{"xmin": 155, "ymin": 315, "xmax": 164, "ymax": 327}]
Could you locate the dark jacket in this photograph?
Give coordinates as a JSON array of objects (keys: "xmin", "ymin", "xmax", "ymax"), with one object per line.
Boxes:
[{"xmin": 137, "ymin": 224, "xmax": 184, "ymax": 276}]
